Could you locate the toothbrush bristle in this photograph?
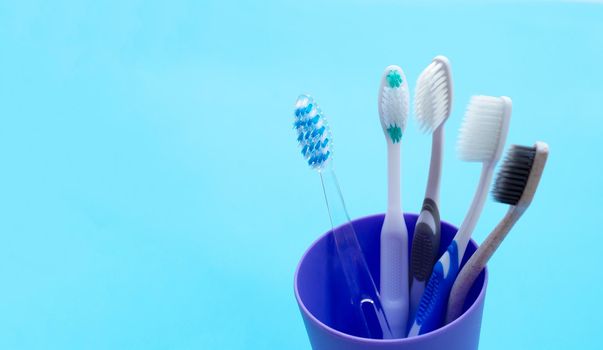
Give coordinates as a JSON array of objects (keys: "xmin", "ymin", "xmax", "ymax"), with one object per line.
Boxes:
[
  {"xmin": 293, "ymin": 94, "xmax": 332, "ymax": 170},
  {"xmin": 457, "ymin": 96, "xmax": 509, "ymax": 162},
  {"xmin": 492, "ymin": 145, "xmax": 536, "ymax": 205},
  {"xmin": 415, "ymin": 57, "xmax": 452, "ymax": 132},
  {"xmin": 378, "ymin": 65, "xmax": 409, "ymax": 143}
]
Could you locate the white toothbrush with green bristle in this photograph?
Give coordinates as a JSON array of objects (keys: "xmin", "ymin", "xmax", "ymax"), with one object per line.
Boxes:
[{"xmin": 377, "ymin": 65, "xmax": 410, "ymax": 338}]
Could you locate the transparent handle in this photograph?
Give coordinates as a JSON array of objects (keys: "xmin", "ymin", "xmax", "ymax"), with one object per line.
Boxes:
[{"xmin": 320, "ymin": 169, "xmax": 393, "ymax": 339}]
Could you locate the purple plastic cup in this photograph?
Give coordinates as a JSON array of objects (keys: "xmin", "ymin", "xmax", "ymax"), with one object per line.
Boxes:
[{"xmin": 294, "ymin": 213, "xmax": 488, "ymax": 350}]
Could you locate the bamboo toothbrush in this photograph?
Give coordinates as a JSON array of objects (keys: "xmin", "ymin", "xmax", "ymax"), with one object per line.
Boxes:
[
  {"xmin": 408, "ymin": 95, "xmax": 512, "ymax": 336},
  {"xmin": 294, "ymin": 94, "xmax": 394, "ymax": 339},
  {"xmin": 409, "ymin": 56, "xmax": 453, "ymax": 319},
  {"xmin": 377, "ymin": 65, "xmax": 410, "ymax": 338},
  {"xmin": 445, "ymin": 142, "xmax": 549, "ymax": 323}
]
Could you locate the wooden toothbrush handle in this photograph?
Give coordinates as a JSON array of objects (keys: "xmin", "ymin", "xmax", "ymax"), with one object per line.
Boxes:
[{"xmin": 445, "ymin": 208, "xmax": 523, "ymax": 323}]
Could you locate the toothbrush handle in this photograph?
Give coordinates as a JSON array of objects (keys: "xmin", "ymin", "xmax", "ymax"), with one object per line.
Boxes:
[
  {"xmin": 446, "ymin": 208, "xmax": 522, "ymax": 323},
  {"xmin": 408, "ymin": 241, "xmax": 460, "ymax": 336},
  {"xmin": 320, "ymin": 170, "xmax": 393, "ymax": 339},
  {"xmin": 409, "ymin": 198, "xmax": 441, "ymax": 318},
  {"xmin": 380, "ymin": 212, "xmax": 409, "ymax": 338},
  {"xmin": 331, "ymin": 215, "xmax": 394, "ymax": 339}
]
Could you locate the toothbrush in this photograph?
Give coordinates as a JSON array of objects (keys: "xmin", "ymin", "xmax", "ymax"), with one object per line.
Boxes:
[
  {"xmin": 294, "ymin": 94, "xmax": 394, "ymax": 339},
  {"xmin": 445, "ymin": 142, "xmax": 549, "ymax": 323},
  {"xmin": 407, "ymin": 95, "xmax": 512, "ymax": 336},
  {"xmin": 409, "ymin": 56, "xmax": 453, "ymax": 319},
  {"xmin": 377, "ymin": 65, "xmax": 410, "ymax": 338}
]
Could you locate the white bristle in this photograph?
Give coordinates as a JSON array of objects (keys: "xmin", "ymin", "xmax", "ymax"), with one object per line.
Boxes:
[
  {"xmin": 378, "ymin": 65, "xmax": 409, "ymax": 143},
  {"xmin": 457, "ymin": 95, "xmax": 511, "ymax": 162},
  {"xmin": 414, "ymin": 56, "xmax": 453, "ymax": 132}
]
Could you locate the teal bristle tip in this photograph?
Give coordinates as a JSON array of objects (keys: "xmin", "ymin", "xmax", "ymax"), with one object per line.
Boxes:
[
  {"xmin": 387, "ymin": 125, "xmax": 402, "ymax": 143},
  {"xmin": 386, "ymin": 70, "xmax": 403, "ymax": 88}
]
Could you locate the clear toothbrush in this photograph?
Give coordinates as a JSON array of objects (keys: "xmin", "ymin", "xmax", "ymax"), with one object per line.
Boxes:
[
  {"xmin": 377, "ymin": 65, "xmax": 410, "ymax": 338},
  {"xmin": 445, "ymin": 142, "xmax": 549, "ymax": 323},
  {"xmin": 409, "ymin": 56, "xmax": 453, "ymax": 319},
  {"xmin": 408, "ymin": 95, "xmax": 512, "ymax": 336},
  {"xmin": 293, "ymin": 94, "xmax": 394, "ymax": 339}
]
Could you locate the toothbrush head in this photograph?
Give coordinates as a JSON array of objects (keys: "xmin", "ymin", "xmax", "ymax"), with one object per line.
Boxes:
[
  {"xmin": 457, "ymin": 95, "xmax": 512, "ymax": 164},
  {"xmin": 492, "ymin": 142, "xmax": 549, "ymax": 207},
  {"xmin": 378, "ymin": 65, "xmax": 409, "ymax": 143},
  {"xmin": 415, "ymin": 56, "xmax": 453, "ymax": 133},
  {"xmin": 294, "ymin": 94, "xmax": 333, "ymax": 171}
]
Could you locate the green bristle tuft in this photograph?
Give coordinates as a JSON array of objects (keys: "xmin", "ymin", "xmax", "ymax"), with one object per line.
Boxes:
[
  {"xmin": 386, "ymin": 70, "xmax": 403, "ymax": 88},
  {"xmin": 387, "ymin": 125, "xmax": 402, "ymax": 143}
]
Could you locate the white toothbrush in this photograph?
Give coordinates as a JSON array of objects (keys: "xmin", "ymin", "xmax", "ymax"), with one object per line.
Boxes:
[
  {"xmin": 377, "ymin": 65, "xmax": 410, "ymax": 338},
  {"xmin": 409, "ymin": 56, "xmax": 453, "ymax": 319},
  {"xmin": 408, "ymin": 95, "xmax": 512, "ymax": 336}
]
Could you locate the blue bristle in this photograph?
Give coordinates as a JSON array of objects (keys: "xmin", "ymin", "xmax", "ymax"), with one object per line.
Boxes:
[{"xmin": 293, "ymin": 94, "xmax": 332, "ymax": 170}]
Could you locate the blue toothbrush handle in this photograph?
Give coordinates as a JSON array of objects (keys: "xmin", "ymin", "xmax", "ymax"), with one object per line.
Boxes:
[{"xmin": 408, "ymin": 241, "xmax": 460, "ymax": 336}]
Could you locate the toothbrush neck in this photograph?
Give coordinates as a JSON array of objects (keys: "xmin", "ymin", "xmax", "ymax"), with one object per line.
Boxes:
[
  {"xmin": 454, "ymin": 162, "xmax": 495, "ymax": 259},
  {"xmin": 387, "ymin": 141, "xmax": 402, "ymax": 214},
  {"xmin": 512, "ymin": 204, "xmax": 527, "ymax": 219},
  {"xmin": 424, "ymin": 125, "xmax": 444, "ymax": 203},
  {"xmin": 319, "ymin": 167, "xmax": 352, "ymax": 229}
]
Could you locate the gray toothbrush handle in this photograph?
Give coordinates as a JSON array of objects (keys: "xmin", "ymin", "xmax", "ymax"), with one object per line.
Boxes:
[
  {"xmin": 410, "ymin": 198, "xmax": 441, "ymax": 280},
  {"xmin": 409, "ymin": 198, "xmax": 441, "ymax": 315},
  {"xmin": 446, "ymin": 207, "xmax": 523, "ymax": 323}
]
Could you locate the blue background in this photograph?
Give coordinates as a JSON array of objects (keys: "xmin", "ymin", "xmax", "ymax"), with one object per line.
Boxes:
[{"xmin": 0, "ymin": 0, "xmax": 601, "ymax": 349}]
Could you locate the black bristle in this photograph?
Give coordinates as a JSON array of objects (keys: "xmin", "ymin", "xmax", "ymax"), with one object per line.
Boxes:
[{"xmin": 492, "ymin": 145, "xmax": 536, "ymax": 205}]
